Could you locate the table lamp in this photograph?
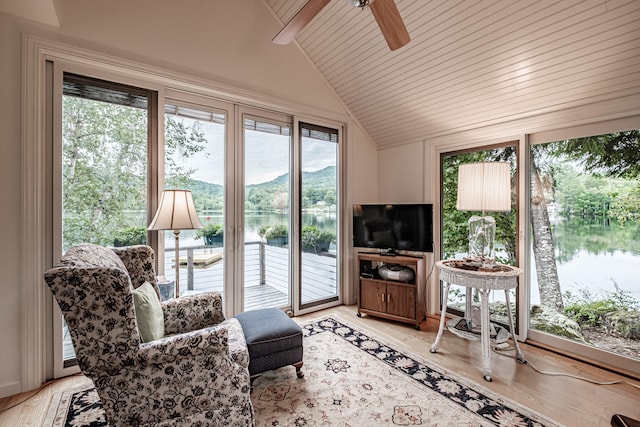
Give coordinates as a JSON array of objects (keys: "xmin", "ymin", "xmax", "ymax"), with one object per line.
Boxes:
[
  {"xmin": 456, "ymin": 162, "xmax": 511, "ymax": 266},
  {"xmin": 148, "ymin": 189, "xmax": 203, "ymax": 298}
]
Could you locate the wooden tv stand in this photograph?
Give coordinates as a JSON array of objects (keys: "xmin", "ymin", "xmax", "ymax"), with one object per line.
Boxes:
[{"xmin": 356, "ymin": 252, "xmax": 426, "ymax": 329}]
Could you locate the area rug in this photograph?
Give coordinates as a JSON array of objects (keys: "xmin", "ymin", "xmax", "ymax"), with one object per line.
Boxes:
[{"xmin": 45, "ymin": 317, "xmax": 561, "ymax": 426}]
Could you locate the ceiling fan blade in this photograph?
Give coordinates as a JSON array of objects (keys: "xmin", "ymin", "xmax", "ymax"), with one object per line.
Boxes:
[
  {"xmin": 369, "ymin": 0, "xmax": 411, "ymax": 51},
  {"xmin": 273, "ymin": 0, "xmax": 332, "ymax": 45}
]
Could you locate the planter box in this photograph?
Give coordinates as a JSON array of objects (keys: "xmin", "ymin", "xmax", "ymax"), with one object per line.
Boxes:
[
  {"xmin": 204, "ymin": 235, "xmax": 224, "ymax": 247},
  {"xmin": 302, "ymin": 241, "xmax": 330, "ymax": 254},
  {"xmin": 267, "ymin": 236, "xmax": 288, "ymax": 247}
]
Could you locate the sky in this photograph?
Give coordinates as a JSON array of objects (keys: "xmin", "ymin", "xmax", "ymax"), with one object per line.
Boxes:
[{"xmin": 170, "ymin": 118, "xmax": 337, "ymax": 185}]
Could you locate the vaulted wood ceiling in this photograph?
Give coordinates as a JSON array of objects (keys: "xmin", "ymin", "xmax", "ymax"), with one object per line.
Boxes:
[{"xmin": 264, "ymin": 0, "xmax": 640, "ymax": 148}]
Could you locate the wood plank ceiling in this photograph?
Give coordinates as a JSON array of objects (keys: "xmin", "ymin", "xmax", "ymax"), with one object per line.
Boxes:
[{"xmin": 264, "ymin": 0, "xmax": 640, "ymax": 148}]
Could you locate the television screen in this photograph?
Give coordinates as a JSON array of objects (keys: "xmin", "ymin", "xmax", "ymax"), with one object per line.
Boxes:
[{"xmin": 352, "ymin": 204, "xmax": 433, "ymax": 253}]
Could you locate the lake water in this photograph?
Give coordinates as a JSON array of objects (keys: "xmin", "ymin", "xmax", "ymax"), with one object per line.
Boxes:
[
  {"xmin": 531, "ymin": 250, "xmax": 640, "ymax": 305},
  {"xmin": 530, "ymin": 218, "xmax": 640, "ymax": 306},
  {"xmin": 163, "ymin": 211, "xmax": 640, "ymax": 308},
  {"xmin": 165, "ymin": 211, "xmax": 337, "ymax": 247}
]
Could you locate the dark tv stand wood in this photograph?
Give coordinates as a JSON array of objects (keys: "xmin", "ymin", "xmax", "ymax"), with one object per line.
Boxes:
[{"xmin": 356, "ymin": 252, "xmax": 426, "ymax": 329}]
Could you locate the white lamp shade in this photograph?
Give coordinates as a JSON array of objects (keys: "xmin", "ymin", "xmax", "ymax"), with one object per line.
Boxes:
[
  {"xmin": 148, "ymin": 189, "xmax": 204, "ymax": 231},
  {"xmin": 456, "ymin": 162, "xmax": 511, "ymax": 212}
]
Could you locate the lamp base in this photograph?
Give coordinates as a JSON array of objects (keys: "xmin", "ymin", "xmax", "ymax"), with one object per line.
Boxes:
[{"xmin": 468, "ymin": 214, "xmax": 496, "ymax": 266}]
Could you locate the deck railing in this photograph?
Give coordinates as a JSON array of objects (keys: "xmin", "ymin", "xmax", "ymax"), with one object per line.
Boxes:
[
  {"xmin": 162, "ymin": 241, "xmax": 337, "ymax": 302},
  {"xmin": 64, "ymin": 241, "xmax": 338, "ymax": 361}
]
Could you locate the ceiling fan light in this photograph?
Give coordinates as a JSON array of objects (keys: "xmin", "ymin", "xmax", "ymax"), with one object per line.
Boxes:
[{"xmin": 343, "ymin": 0, "xmax": 371, "ymax": 8}]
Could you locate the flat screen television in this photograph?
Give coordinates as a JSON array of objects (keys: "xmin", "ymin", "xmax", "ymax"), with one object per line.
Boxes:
[{"xmin": 353, "ymin": 204, "xmax": 433, "ymax": 253}]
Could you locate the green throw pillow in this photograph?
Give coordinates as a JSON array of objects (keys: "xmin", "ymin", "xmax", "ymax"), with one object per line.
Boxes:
[{"xmin": 132, "ymin": 281, "xmax": 165, "ymax": 342}]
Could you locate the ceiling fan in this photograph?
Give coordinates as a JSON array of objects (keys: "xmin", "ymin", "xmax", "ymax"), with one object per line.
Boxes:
[{"xmin": 272, "ymin": 0, "xmax": 411, "ymax": 51}]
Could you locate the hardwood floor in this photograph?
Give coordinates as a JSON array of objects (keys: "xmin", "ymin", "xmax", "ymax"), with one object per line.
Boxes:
[{"xmin": 1, "ymin": 305, "xmax": 638, "ymax": 426}]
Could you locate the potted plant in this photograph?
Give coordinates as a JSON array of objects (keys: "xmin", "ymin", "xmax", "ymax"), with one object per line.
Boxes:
[
  {"xmin": 263, "ymin": 223, "xmax": 289, "ymax": 247},
  {"xmin": 195, "ymin": 223, "xmax": 224, "ymax": 246},
  {"xmin": 301, "ymin": 225, "xmax": 335, "ymax": 254},
  {"xmin": 113, "ymin": 226, "xmax": 147, "ymax": 247}
]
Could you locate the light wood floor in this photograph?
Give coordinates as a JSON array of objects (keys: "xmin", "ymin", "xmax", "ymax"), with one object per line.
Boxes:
[{"xmin": 1, "ymin": 305, "xmax": 639, "ymax": 426}]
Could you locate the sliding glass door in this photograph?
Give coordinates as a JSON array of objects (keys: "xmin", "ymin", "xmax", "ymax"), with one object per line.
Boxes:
[
  {"xmin": 51, "ymin": 71, "xmax": 343, "ymax": 378},
  {"xmin": 240, "ymin": 114, "xmax": 343, "ymax": 313},
  {"xmin": 163, "ymin": 101, "xmax": 228, "ymax": 301},
  {"xmin": 243, "ymin": 115, "xmax": 292, "ymax": 310},
  {"xmin": 300, "ymin": 123, "xmax": 339, "ymax": 308}
]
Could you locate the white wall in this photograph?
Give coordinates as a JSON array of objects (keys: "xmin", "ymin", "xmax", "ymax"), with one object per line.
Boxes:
[
  {"xmin": 0, "ymin": 0, "xmax": 376, "ymax": 397},
  {"xmin": 377, "ymin": 141, "xmax": 428, "ymax": 204}
]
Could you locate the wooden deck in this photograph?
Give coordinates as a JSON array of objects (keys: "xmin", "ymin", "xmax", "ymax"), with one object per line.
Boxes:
[{"xmin": 162, "ymin": 242, "xmax": 338, "ymax": 305}]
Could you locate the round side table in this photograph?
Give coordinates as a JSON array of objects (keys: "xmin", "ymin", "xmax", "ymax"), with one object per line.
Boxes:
[{"xmin": 430, "ymin": 260, "xmax": 525, "ymax": 381}]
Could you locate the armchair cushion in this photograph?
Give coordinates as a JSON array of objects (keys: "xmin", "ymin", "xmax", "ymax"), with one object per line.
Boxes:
[{"xmin": 133, "ymin": 281, "xmax": 165, "ymax": 342}]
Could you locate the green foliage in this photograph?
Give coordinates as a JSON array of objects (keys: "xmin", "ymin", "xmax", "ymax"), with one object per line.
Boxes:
[
  {"xmin": 610, "ymin": 184, "xmax": 640, "ymax": 224},
  {"xmin": 245, "ymin": 166, "xmax": 337, "ymax": 212},
  {"xmin": 164, "ymin": 116, "xmax": 207, "ymax": 188},
  {"xmin": 187, "ymin": 179, "xmax": 224, "ymax": 212},
  {"xmin": 554, "ymin": 168, "xmax": 629, "ymax": 218},
  {"xmin": 113, "ymin": 227, "xmax": 147, "ymax": 247},
  {"xmin": 558, "ymin": 130, "xmax": 640, "ymax": 178},
  {"xmin": 545, "ymin": 131, "xmax": 640, "ymax": 224},
  {"xmin": 62, "ymin": 95, "xmax": 149, "ymax": 248},
  {"xmin": 194, "ymin": 223, "xmax": 223, "ymax": 239},
  {"xmin": 441, "ymin": 148, "xmax": 517, "ymax": 264},
  {"xmin": 301, "ymin": 225, "xmax": 336, "ymax": 252},
  {"xmin": 62, "ymin": 94, "xmax": 207, "ymax": 249},
  {"xmin": 257, "ymin": 224, "xmax": 271, "ymax": 238},
  {"xmin": 263, "ymin": 224, "xmax": 289, "ymax": 239},
  {"xmin": 563, "ymin": 284, "xmax": 640, "ymax": 327}
]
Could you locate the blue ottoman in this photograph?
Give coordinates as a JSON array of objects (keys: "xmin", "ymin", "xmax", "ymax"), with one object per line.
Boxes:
[{"xmin": 235, "ymin": 308, "xmax": 304, "ymax": 380}]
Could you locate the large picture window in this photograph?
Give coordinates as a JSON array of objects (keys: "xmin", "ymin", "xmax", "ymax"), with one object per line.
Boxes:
[
  {"xmin": 440, "ymin": 144, "xmax": 518, "ymax": 328},
  {"xmin": 528, "ymin": 130, "xmax": 640, "ymax": 365}
]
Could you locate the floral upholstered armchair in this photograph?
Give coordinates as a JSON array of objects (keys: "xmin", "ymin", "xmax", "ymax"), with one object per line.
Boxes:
[{"xmin": 44, "ymin": 244, "xmax": 254, "ymax": 426}]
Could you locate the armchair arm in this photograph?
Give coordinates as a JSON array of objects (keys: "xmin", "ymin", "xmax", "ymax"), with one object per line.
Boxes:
[
  {"xmin": 137, "ymin": 324, "xmax": 229, "ymax": 365},
  {"xmin": 162, "ymin": 292, "xmax": 225, "ymax": 335}
]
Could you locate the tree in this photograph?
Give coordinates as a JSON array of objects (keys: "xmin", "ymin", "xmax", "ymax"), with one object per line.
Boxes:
[
  {"xmin": 529, "ymin": 130, "xmax": 640, "ymax": 313},
  {"xmin": 441, "ymin": 148, "xmax": 517, "ymax": 263},
  {"xmin": 164, "ymin": 116, "xmax": 207, "ymax": 188},
  {"xmin": 62, "ymin": 95, "xmax": 207, "ymax": 249},
  {"xmin": 560, "ymin": 131, "xmax": 640, "ymax": 178},
  {"xmin": 323, "ymin": 189, "xmax": 336, "ymax": 206},
  {"xmin": 530, "ymin": 147, "xmax": 564, "ymax": 311}
]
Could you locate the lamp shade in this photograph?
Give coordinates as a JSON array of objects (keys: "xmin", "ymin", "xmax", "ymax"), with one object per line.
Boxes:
[
  {"xmin": 148, "ymin": 189, "xmax": 204, "ymax": 231},
  {"xmin": 456, "ymin": 162, "xmax": 511, "ymax": 212}
]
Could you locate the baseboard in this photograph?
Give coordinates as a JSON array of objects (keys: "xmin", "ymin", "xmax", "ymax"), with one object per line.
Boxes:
[{"xmin": 0, "ymin": 380, "xmax": 22, "ymax": 399}]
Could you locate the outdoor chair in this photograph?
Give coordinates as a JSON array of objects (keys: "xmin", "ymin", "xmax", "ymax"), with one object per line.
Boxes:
[{"xmin": 44, "ymin": 243, "xmax": 253, "ymax": 426}]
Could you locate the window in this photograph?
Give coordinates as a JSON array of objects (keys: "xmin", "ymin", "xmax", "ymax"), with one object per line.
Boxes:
[
  {"xmin": 528, "ymin": 130, "xmax": 640, "ymax": 366},
  {"xmin": 440, "ymin": 144, "xmax": 518, "ymax": 328},
  {"xmin": 58, "ymin": 73, "xmax": 155, "ymax": 368},
  {"xmin": 163, "ymin": 103, "xmax": 227, "ymax": 300},
  {"xmin": 300, "ymin": 123, "xmax": 339, "ymax": 308}
]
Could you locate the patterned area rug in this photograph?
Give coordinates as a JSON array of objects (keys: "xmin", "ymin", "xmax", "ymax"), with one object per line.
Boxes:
[{"xmin": 45, "ymin": 317, "xmax": 560, "ymax": 426}]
